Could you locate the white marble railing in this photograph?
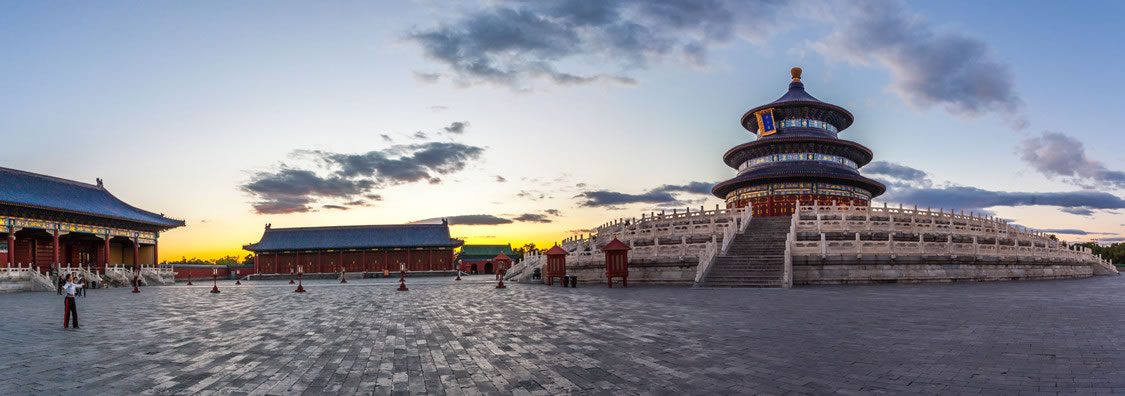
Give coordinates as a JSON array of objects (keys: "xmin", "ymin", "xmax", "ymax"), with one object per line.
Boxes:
[
  {"xmin": 789, "ymin": 202, "xmax": 1117, "ymax": 273},
  {"xmin": 559, "ymin": 205, "xmax": 749, "ymax": 263},
  {"xmin": 694, "ymin": 241, "xmax": 718, "ymax": 284}
]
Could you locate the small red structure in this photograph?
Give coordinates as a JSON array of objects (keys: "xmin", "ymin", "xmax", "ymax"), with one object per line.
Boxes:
[
  {"xmin": 210, "ymin": 267, "xmax": 221, "ymax": 294},
  {"xmin": 600, "ymin": 238, "xmax": 631, "ymax": 288},
  {"xmin": 295, "ymin": 265, "xmax": 306, "ymax": 293},
  {"xmin": 186, "ymin": 274, "xmax": 193, "ymax": 286},
  {"xmin": 397, "ymin": 263, "xmax": 409, "ymax": 291},
  {"xmin": 543, "ymin": 245, "xmax": 568, "ymax": 286},
  {"xmin": 235, "ymin": 270, "xmax": 242, "ymax": 285},
  {"xmin": 492, "ymin": 253, "xmax": 511, "ymax": 280}
]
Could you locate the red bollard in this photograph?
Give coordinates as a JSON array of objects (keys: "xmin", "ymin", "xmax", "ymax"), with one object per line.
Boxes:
[
  {"xmin": 340, "ymin": 270, "xmax": 347, "ymax": 284},
  {"xmin": 132, "ymin": 274, "xmax": 140, "ymax": 293},
  {"xmin": 235, "ymin": 270, "xmax": 241, "ymax": 285},
  {"xmin": 455, "ymin": 270, "xmax": 462, "ymax": 281},
  {"xmin": 210, "ymin": 268, "xmax": 221, "ymax": 293},
  {"xmin": 295, "ymin": 265, "xmax": 306, "ymax": 293},
  {"xmin": 186, "ymin": 275, "xmax": 193, "ymax": 286},
  {"xmin": 289, "ymin": 269, "xmax": 295, "ymax": 284},
  {"xmin": 397, "ymin": 269, "xmax": 408, "ymax": 291},
  {"xmin": 496, "ymin": 269, "xmax": 506, "ymax": 289}
]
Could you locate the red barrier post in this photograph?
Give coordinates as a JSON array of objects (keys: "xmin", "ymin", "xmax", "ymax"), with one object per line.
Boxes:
[
  {"xmin": 295, "ymin": 265, "xmax": 306, "ymax": 293},
  {"xmin": 210, "ymin": 267, "xmax": 221, "ymax": 294},
  {"xmin": 235, "ymin": 270, "xmax": 242, "ymax": 285},
  {"xmin": 397, "ymin": 263, "xmax": 408, "ymax": 291}
]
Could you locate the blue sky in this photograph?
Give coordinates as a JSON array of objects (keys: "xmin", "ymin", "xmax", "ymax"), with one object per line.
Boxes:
[{"xmin": 1, "ymin": 0, "xmax": 1123, "ymax": 259}]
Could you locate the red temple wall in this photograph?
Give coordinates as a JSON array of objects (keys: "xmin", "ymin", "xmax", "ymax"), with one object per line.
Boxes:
[{"xmin": 253, "ymin": 249, "xmax": 453, "ymax": 274}]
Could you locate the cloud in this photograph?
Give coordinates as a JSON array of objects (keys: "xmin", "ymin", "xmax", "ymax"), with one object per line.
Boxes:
[
  {"xmin": 412, "ymin": 214, "xmax": 513, "ymax": 225},
  {"xmin": 811, "ymin": 0, "xmax": 1021, "ymax": 119},
  {"xmin": 495, "ymin": 175, "xmax": 507, "ymax": 182},
  {"xmin": 1059, "ymin": 207, "xmax": 1094, "ymax": 216},
  {"xmin": 883, "ymin": 185, "xmax": 1125, "ymax": 214},
  {"xmin": 864, "ymin": 161, "xmax": 929, "ymax": 183},
  {"xmin": 1037, "ymin": 228, "xmax": 1101, "ymax": 236},
  {"xmin": 513, "ymin": 213, "xmax": 552, "ymax": 223},
  {"xmin": 575, "ymin": 190, "xmax": 679, "ymax": 207},
  {"xmin": 576, "ymin": 180, "xmax": 719, "ymax": 207},
  {"xmin": 405, "ymin": 0, "xmax": 783, "ymax": 90},
  {"xmin": 1019, "ymin": 131, "xmax": 1125, "ymax": 189},
  {"xmin": 413, "ymin": 131, "xmax": 428, "ymax": 139},
  {"xmin": 241, "ymin": 142, "xmax": 485, "ymax": 214},
  {"xmin": 428, "ymin": 105, "xmax": 449, "ymax": 112},
  {"xmin": 413, "ymin": 71, "xmax": 443, "ymax": 82},
  {"xmin": 322, "ymin": 204, "xmax": 349, "ymax": 211},
  {"xmin": 517, "ymin": 190, "xmax": 547, "ymax": 201},
  {"xmin": 443, "ymin": 121, "xmax": 468, "ymax": 134},
  {"xmin": 380, "ymin": 134, "xmax": 393, "ymax": 142},
  {"xmin": 545, "ymin": 209, "xmax": 562, "ymax": 216},
  {"xmin": 650, "ymin": 181, "xmax": 717, "ymax": 195}
]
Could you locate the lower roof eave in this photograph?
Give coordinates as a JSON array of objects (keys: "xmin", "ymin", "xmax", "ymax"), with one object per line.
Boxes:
[{"xmin": 712, "ymin": 175, "xmax": 886, "ymax": 199}]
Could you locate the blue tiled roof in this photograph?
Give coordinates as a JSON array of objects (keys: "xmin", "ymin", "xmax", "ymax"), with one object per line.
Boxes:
[
  {"xmin": 244, "ymin": 224, "xmax": 464, "ymax": 251},
  {"xmin": 0, "ymin": 167, "xmax": 185, "ymax": 228}
]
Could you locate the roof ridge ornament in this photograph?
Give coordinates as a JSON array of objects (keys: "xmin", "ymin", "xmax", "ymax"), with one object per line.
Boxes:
[
  {"xmin": 96, "ymin": 178, "xmax": 103, "ymax": 188},
  {"xmin": 791, "ymin": 67, "xmax": 802, "ymax": 82}
]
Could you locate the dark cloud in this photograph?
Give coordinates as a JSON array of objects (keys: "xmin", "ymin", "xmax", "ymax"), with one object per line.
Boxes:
[
  {"xmin": 884, "ymin": 186, "xmax": 1125, "ymax": 213},
  {"xmin": 517, "ymin": 190, "xmax": 546, "ymax": 201},
  {"xmin": 575, "ymin": 190, "xmax": 679, "ymax": 207},
  {"xmin": 864, "ymin": 161, "xmax": 930, "ymax": 186},
  {"xmin": 412, "ymin": 215, "xmax": 513, "ymax": 225},
  {"xmin": 380, "ymin": 134, "xmax": 393, "ymax": 142},
  {"xmin": 443, "ymin": 121, "xmax": 468, "ymax": 134},
  {"xmin": 1038, "ymin": 228, "xmax": 1100, "ymax": 236},
  {"xmin": 545, "ymin": 209, "xmax": 562, "ymax": 216},
  {"xmin": 1019, "ymin": 131, "xmax": 1125, "ymax": 189},
  {"xmin": 406, "ymin": 0, "xmax": 781, "ymax": 89},
  {"xmin": 242, "ymin": 142, "xmax": 485, "ymax": 214},
  {"xmin": 576, "ymin": 181, "xmax": 719, "ymax": 207},
  {"xmin": 1060, "ymin": 207, "xmax": 1095, "ymax": 216},
  {"xmin": 495, "ymin": 175, "xmax": 507, "ymax": 182},
  {"xmin": 513, "ymin": 213, "xmax": 552, "ymax": 223},
  {"xmin": 322, "ymin": 204, "xmax": 349, "ymax": 211},
  {"xmin": 812, "ymin": 0, "xmax": 1021, "ymax": 118},
  {"xmin": 413, "ymin": 131, "xmax": 428, "ymax": 139}
]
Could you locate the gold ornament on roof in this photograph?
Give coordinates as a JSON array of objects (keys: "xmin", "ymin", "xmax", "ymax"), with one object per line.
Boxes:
[{"xmin": 791, "ymin": 67, "xmax": 802, "ymax": 82}]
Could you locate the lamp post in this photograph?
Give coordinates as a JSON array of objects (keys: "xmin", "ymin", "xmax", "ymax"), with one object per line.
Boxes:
[
  {"xmin": 289, "ymin": 267, "xmax": 295, "ymax": 284},
  {"xmin": 455, "ymin": 259, "xmax": 462, "ymax": 281},
  {"xmin": 295, "ymin": 265, "xmax": 306, "ymax": 293},
  {"xmin": 210, "ymin": 267, "xmax": 221, "ymax": 293},
  {"xmin": 132, "ymin": 261, "xmax": 141, "ymax": 293},
  {"xmin": 235, "ymin": 270, "xmax": 241, "ymax": 285},
  {"xmin": 397, "ymin": 262, "xmax": 408, "ymax": 291},
  {"xmin": 340, "ymin": 266, "xmax": 347, "ymax": 284},
  {"xmin": 186, "ymin": 273, "xmax": 193, "ymax": 286},
  {"xmin": 496, "ymin": 268, "xmax": 506, "ymax": 289}
]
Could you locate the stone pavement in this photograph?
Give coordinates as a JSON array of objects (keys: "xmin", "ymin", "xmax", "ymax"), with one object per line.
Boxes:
[{"xmin": 0, "ymin": 275, "xmax": 1123, "ymax": 395}]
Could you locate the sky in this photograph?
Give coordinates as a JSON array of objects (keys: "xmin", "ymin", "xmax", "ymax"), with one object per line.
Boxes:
[{"xmin": 2, "ymin": 0, "xmax": 1123, "ymax": 261}]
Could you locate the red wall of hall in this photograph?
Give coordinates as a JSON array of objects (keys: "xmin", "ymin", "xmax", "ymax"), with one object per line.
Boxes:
[
  {"xmin": 729, "ymin": 194, "xmax": 869, "ymax": 217},
  {"xmin": 252, "ymin": 249, "xmax": 454, "ymax": 274}
]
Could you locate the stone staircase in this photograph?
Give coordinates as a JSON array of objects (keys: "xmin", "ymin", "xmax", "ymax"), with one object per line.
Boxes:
[{"xmin": 697, "ymin": 217, "xmax": 791, "ymax": 288}]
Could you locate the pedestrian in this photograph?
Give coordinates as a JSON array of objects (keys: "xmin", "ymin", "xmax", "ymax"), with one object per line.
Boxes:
[
  {"xmin": 56, "ymin": 273, "xmax": 64, "ymax": 295},
  {"xmin": 77, "ymin": 274, "xmax": 86, "ymax": 297},
  {"xmin": 61, "ymin": 274, "xmax": 84, "ymax": 329}
]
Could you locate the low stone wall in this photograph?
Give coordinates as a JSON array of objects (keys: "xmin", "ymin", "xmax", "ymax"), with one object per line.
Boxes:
[
  {"xmin": 563, "ymin": 259, "xmax": 698, "ymax": 286},
  {"xmin": 792, "ymin": 255, "xmax": 1095, "ymax": 285}
]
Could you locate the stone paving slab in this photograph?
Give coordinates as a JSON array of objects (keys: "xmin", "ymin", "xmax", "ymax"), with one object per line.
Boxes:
[{"xmin": 1, "ymin": 275, "xmax": 1123, "ymax": 395}]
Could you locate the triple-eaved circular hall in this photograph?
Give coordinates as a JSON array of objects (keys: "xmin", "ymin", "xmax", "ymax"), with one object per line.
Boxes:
[{"xmin": 508, "ymin": 68, "xmax": 1119, "ymax": 288}]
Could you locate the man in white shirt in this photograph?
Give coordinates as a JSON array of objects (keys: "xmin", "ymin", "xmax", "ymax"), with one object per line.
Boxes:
[{"xmin": 61, "ymin": 274, "xmax": 84, "ymax": 329}]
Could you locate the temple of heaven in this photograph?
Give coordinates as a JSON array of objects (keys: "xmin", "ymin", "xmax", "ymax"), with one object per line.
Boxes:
[{"xmin": 712, "ymin": 67, "xmax": 886, "ymax": 217}]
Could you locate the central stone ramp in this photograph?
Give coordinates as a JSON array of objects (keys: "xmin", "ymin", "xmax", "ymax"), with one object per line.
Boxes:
[{"xmin": 698, "ymin": 217, "xmax": 791, "ymax": 288}]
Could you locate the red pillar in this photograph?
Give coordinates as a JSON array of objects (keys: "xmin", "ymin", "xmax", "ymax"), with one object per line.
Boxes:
[
  {"xmin": 6, "ymin": 228, "xmax": 14, "ymax": 268},
  {"xmin": 339, "ymin": 251, "xmax": 344, "ymax": 272},
  {"xmin": 361, "ymin": 251, "xmax": 367, "ymax": 272},
  {"xmin": 317, "ymin": 251, "xmax": 322, "ymax": 273},
  {"xmin": 407, "ymin": 250, "xmax": 412, "ymax": 272},
  {"xmin": 103, "ymin": 235, "xmax": 110, "ymax": 268},
  {"xmin": 133, "ymin": 238, "xmax": 139, "ymax": 272},
  {"xmin": 153, "ymin": 238, "xmax": 159, "ymax": 266},
  {"xmin": 428, "ymin": 250, "xmax": 433, "ymax": 271},
  {"xmin": 52, "ymin": 229, "xmax": 59, "ymax": 272},
  {"xmin": 254, "ymin": 253, "xmax": 259, "ymax": 274}
]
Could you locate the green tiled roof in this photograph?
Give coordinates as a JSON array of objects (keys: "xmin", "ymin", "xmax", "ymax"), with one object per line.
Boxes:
[{"xmin": 458, "ymin": 244, "xmax": 515, "ymax": 258}]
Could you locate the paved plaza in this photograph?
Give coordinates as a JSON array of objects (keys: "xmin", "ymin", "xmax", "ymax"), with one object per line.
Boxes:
[{"xmin": 1, "ymin": 275, "xmax": 1123, "ymax": 395}]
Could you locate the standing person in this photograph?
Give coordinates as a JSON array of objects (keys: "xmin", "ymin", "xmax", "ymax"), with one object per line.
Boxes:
[
  {"xmin": 56, "ymin": 273, "xmax": 64, "ymax": 295},
  {"xmin": 61, "ymin": 274, "xmax": 84, "ymax": 329},
  {"xmin": 77, "ymin": 274, "xmax": 86, "ymax": 297}
]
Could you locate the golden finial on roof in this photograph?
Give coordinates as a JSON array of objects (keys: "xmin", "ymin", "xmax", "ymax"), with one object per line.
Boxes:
[{"xmin": 791, "ymin": 67, "xmax": 802, "ymax": 82}]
